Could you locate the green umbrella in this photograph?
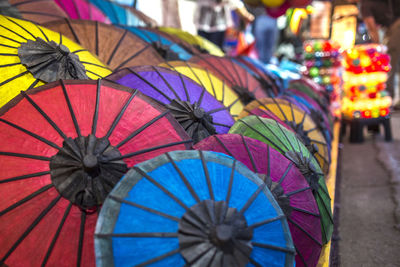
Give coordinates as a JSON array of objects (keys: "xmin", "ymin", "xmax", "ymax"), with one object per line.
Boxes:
[{"xmin": 229, "ymin": 115, "xmax": 333, "ymax": 244}]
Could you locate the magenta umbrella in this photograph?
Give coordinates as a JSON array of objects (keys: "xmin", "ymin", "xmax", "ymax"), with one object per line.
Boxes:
[
  {"xmin": 55, "ymin": 0, "xmax": 111, "ymax": 23},
  {"xmin": 194, "ymin": 134, "xmax": 322, "ymax": 267}
]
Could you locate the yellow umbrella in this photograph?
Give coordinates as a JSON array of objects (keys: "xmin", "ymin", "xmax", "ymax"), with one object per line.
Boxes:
[
  {"xmin": 158, "ymin": 27, "xmax": 225, "ymax": 57},
  {"xmin": 160, "ymin": 61, "xmax": 244, "ymax": 119},
  {"xmin": 239, "ymin": 97, "xmax": 330, "ymax": 174},
  {"xmin": 0, "ymin": 15, "xmax": 111, "ymax": 107}
]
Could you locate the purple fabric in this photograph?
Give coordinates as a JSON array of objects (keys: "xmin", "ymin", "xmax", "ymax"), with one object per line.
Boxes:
[
  {"xmin": 107, "ymin": 66, "xmax": 234, "ymax": 134},
  {"xmin": 194, "ymin": 134, "xmax": 322, "ymax": 267}
]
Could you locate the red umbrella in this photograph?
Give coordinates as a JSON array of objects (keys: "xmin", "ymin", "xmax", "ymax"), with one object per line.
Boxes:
[
  {"xmin": 189, "ymin": 55, "xmax": 270, "ymax": 104},
  {"xmin": 0, "ymin": 80, "xmax": 191, "ymax": 266}
]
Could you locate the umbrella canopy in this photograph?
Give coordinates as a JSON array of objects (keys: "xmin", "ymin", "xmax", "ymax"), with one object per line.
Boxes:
[
  {"xmin": 229, "ymin": 115, "xmax": 333, "ymax": 244},
  {"xmin": 160, "ymin": 61, "xmax": 244, "ymax": 119},
  {"xmin": 246, "ymin": 108, "xmax": 294, "ymax": 132},
  {"xmin": 95, "ymin": 150, "xmax": 295, "ymax": 266},
  {"xmin": 55, "ymin": 0, "xmax": 111, "ymax": 23},
  {"xmin": 158, "ymin": 26, "xmax": 225, "ymax": 56},
  {"xmin": 0, "ymin": 15, "xmax": 111, "ymax": 108},
  {"xmin": 2, "ymin": 0, "xmax": 68, "ymax": 24},
  {"xmin": 88, "ymin": 0, "xmax": 148, "ymax": 27},
  {"xmin": 106, "ymin": 65, "xmax": 235, "ymax": 143},
  {"xmin": 189, "ymin": 55, "xmax": 270, "ymax": 104},
  {"xmin": 118, "ymin": 25, "xmax": 192, "ymax": 61},
  {"xmin": 194, "ymin": 134, "xmax": 322, "ymax": 267},
  {"xmin": 43, "ymin": 19, "xmax": 163, "ymax": 71},
  {"xmin": 288, "ymin": 79, "xmax": 329, "ymax": 112},
  {"xmin": 0, "ymin": 79, "xmax": 192, "ymax": 266},
  {"xmin": 239, "ymin": 98, "xmax": 330, "ymax": 174},
  {"xmin": 233, "ymin": 57, "xmax": 280, "ymax": 97}
]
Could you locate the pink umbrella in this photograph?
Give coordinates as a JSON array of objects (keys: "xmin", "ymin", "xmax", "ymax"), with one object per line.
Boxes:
[
  {"xmin": 194, "ymin": 134, "xmax": 322, "ymax": 267},
  {"xmin": 55, "ymin": 0, "xmax": 111, "ymax": 23}
]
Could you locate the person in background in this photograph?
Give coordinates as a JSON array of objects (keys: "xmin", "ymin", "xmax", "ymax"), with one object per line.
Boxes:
[
  {"xmin": 360, "ymin": 0, "xmax": 400, "ymax": 107},
  {"xmin": 194, "ymin": 0, "xmax": 254, "ymax": 49}
]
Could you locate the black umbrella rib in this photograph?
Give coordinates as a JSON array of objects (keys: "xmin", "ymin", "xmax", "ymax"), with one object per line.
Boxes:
[
  {"xmin": 0, "ymin": 118, "xmax": 61, "ymax": 150},
  {"xmin": 115, "ymin": 110, "xmax": 170, "ymax": 148},
  {"xmin": 71, "ymin": 0, "xmax": 82, "ymax": 19},
  {"xmin": 0, "ymin": 195, "xmax": 61, "ymax": 264},
  {"xmin": 76, "ymin": 212, "xmax": 86, "ymax": 267},
  {"xmin": 35, "ymin": 24, "xmax": 50, "ymax": 42},
  {"xmin": 107, "ymin": 140, "xmax": 192, "ymax": 161},
  {"xmin": 11, "ymin": 0, "xmax": 50, "ymax": 6},
  {"xmin": 0, "ymin": 24, "xmax": 28, "ymax": 42},
  {"xmin": 113, "ymin": 44, "xmax": 152, "ymax": 72},
  {"xmin": 286, "ymin": 187, "xmax": 312, "ymax": 197},
  {"xmin": 277, "ymin": 163, "xmax": 293, "ymax": 185},
  {"xmin": 41, "ymin": 202, "xmax": 72, "ymax": 267},
  {"xmin": 62, "ymin": 19, "xmax": 80, "ymax": 44},
  {"xmin": 0, "ymin": 71, "xmax": 30, "ymax": 87},
  {"xmin": 105, "ymin": 90, "xmax": 138, "ymax": 139},
  {"xmin": 85, "ymin": 70, "xmax": 104, "ymax": 78},
  {"xmin": 135, "ymin": 248, "xmax": 180, "ymax": 267},
  {"xmin": 291, "ymin": 207, "xmax": 320, "ymax": 217},
  {"xmin": 165, "ymin": 153, "xmax": 201, "ymax": 203},
  {"xmin": 241, "ymin": 135, "xmax": 257, "ymax": 172},
  {"xmin": 71, "ymin": 49, "xmax": 88, "ymax": 54},
  {"xmin": 0, "ymin": 34, "xmax": 21, "ymax": 44},
  {"xmin": 248, "ymin": 257, "xmax": 263, "ymax": 267},
  {"xmin": 205, "ymin": 106, "xmax": 228, "ymax": 115},
  {"xmin": 287, "ymin": 217, "xmax": 322, "ymax": 247},
  {"xmin": 91, "ymin": 79, "xmax": 101, "ymax": 135},
  {"xmin": 319, "ymin": 194, "xmax": 333, "ymax": 223},
  {"xmin": 133, "ymin": 166, "xmax": 190, "ymax": 211},
  {"xmin": 294, "ymin": 244, "xmax": 308, "ymax": 267},
  {"xmin": 60, "ymin": 80, "xmax": 81, "ymax": 138},
  {"xmin": 5, "ymin": 16, "xmax": 36, "ymax": 40},
  {"xmin": 0, "ymin": 184, "xmax": 53, "ymax": 217},
  {"xmin": 225, "ymin": 159, "xmax": 236, "ymax": 204},
  {"xmin": 0, "ymin": 171, "xmax": 50, "ymax": 184},
  {"xmin": 229, "ymin": 59, "xmax": 244, "ymax": 87},
  {"xmin": 21, "ymin": 91, "xmax": 67, "ymax": 139},
  {"xmin": 248, "ymin": 215, "xmax": 285, "ymax": 229},
  {"xmin": 109, "ymin": 194, "xmax": 180, "ymax": 222},
  {"xmin": 252, "ymin": 242, "xmax": 295, "ymax": 254},
  {"xmin": 127, "ymin": 69, "xmax": 172, "ymax": 102},
  {"xmin": 239, "ymin": 184, "xmax": 265, "ymax": 215},
  {"xmin": 59, "ymin": 32, "xmax": 62, "ymax": 45},
  {"xmin": 107, "ymin": 30, "xmax": 128, "ymax": 65},
  {"xmin": 266, "ymin": 146, "xmax": 271, "ymax": 178},
  {"xmin": 212, "ymin": 122, "xmax": 232, "ymax": 128},
  {"xmin": 176, "ymin": 72, "xmax": 190, "ymax": 102},
  {"xmin": 94, "ymin": 22, "xmax": 99, "ymax": 55},
  {"xmin": 196, "ymin": 55, "xmax": 231, "ymax": 84},
  {"xmin": 96, "ymin": 232, "xmax": 178, "ymax": 238},
  {"xmin": 288, "ymin": 101, "xmax": 297, "ymax": 123},
  {"xmin": 310, "ymin": 138, "xmax": 327, "ymax": 146},
  {"xmin": 80, "ymin": 61, "xmax": 110, "ymax": 70},
  {"xmin": 0, "ymin": 44, "xmax": 18, "ymax": 49},
  {"xmin": 199, "ymin": 151, "xmax": 214, "ymax": 201},
  {"xmin": 213, "ymin": 135, "xmax": 233, "ymax": 157},
  {"xmin": 18, "ymin": 11, "xmax": 66, "ymax": 19},
  {"xmin": 152, "ymin": 67, "xmax": 182, "ymax": 101},
  {"xmin": 271, "ymin": 120, "xmax": 295, "ymax": 152},
  {"xmin": 270, "ymin": 98, "xmax": 288, "ymax": 122},
  {"xmin": 0, "ymin": 151, "xmax": 51, "ymax": 161}
]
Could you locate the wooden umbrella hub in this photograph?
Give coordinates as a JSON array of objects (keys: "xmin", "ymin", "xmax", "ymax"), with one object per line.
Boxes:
[
  {"xmin": 232, "ymin": 85, "xmax": 256, "ymax": 105},
  {"xmin": 50, "ymin": 134, "xmax": 128, "ymax": 212}
]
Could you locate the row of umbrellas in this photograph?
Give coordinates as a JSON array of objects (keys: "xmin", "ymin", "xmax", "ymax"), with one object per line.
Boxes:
[{"xmin": 0, "ymin": 3, "xmax": 335, "ymax": 267}]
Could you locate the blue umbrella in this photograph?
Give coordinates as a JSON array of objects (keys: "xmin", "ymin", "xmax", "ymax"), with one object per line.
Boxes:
[
  {"xmin": 88, "ymin": 0, "xmax": 146, "ymax": 26},
  {"xmin": 118, "ymin": 25, "xmax": 192, "ymax": 60},
  {"xmin": 95, "ymin": 150, "xmax": 295, "ymax": 267}
]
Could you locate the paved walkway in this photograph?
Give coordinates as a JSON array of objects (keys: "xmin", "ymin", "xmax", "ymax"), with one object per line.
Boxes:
[{"xmin": 337, "ymin": 113, "xmax": 400, "ymax": 266}]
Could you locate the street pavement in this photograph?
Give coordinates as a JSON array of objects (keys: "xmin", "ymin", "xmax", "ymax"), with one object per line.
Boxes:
[{"xmin": 337, "ymin": 112, "xmax": 400, "ymax": 266}]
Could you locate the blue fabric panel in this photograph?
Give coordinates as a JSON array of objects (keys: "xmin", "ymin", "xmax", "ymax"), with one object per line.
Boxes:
[
  {"xmin": 250, "ymin": 246, "xmax": 289, "ymax": 267},
  {"xmin": 252, "ymin": 220, "xmax": 287, "ymax": 248},
  {"xmin": 146, "ymin": 162, "xmax": 198, "ymax": 208},
  {"xmin": 114, "ymin": 203, "xmax": 178, "ymax": 234},
  {"xmin": 243, "ymin": 191, "xmax": 279, "ymax": 226},
  {"xmin": 226, "ymin": 171, "xmax": 259, "ymax": 211},
  {"xmin": 205, "ymin": 161, "xmax": 231, "ymax": 202},
  {"xmin": 112, "ymin": 237, "xmax": 180, "ymax": 267},
  {"xmin": 146, "ymin": 253, "xmax": 186, "ymax": 267},
  {"xmin": 124, "ymin": 177, "xmax": 186, "ymax": 218},
  {"xmin": 174, "ymin": 158, "xmax": 210, "ymax": 201}
]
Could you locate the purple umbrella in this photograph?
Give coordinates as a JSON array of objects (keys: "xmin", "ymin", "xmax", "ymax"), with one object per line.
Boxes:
[
  {"xmin": 106, "ymin": 66, "xmax": 234, "ymax": 143},
  {"xmin": 194, "ymin": 134, "xmax": 322, "ymax": 267}
]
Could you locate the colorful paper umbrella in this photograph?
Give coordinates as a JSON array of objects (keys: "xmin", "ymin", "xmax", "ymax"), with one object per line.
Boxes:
[
  {"xmin": 158, "ymin": 26, "xmax": 225, "ymax": 56},
  {"xmin": 95, "ymin": 150, "xmax": 295, "ymax": 266},
  {"xmin": 55, "ymin": 0, "xmax": 111, "ymax": 23},
  {"xmin": 106, "ymin": 65, "xmax": 235, "ymax": 143},
  {"xmin": 229, "ymin": 115, "xmax": 333, "ymax": 244},
  {"xmin": 118, "ymin": 25, "xmax": 192, "ymax": 61},
  {"xmin": 3, "ymin": 0, "xmax": 68, "ymax": 24},
  {"xmin": 194, "ymin": 134, "xmax": 322, "ymax": 266},
  {"xmin": 88, "ymin": 0, "xmax": 148, "ymax": 27},
  {"xmin": 189, "ymin": 55, "xmax": 270, "ymax": 104},
  {"xmin": 160, "ymin": 61, "xmax": 245, "ymax": 119},
  {"xmin": 0, "ymin": 15, "xmax": 111, "ymax": 107},
  {"xmin": 43, "ymin": 19, "xmax": 163, "ymax": 71},
  {"xmin": 289, "ymin": 79, "xmax": 329, "ymax": 111},
  {"xmin": 239, "ymin": 98, "xmax": 330, "ymax": 174},
  {"xmin": 246, "ymin": 108, "xmax": 294, "ymax": 132},
  {"xmin": 0, "ymin": 79, "xmax": 192, "ymax": 266}
]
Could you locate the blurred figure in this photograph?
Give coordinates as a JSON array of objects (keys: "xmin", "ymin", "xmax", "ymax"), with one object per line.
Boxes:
[
  {"xmin": 194, "ymin": 0, "xmax": 254, "ymax": 49},
  {"xmin": 360, "ymin": 0, "xmax": 400, "ymax": 106}
]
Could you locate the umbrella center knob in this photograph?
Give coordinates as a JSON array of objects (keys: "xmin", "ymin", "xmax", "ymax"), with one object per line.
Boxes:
[
  {"xmin": 193, "ymin": 108, "xmax": 205, "ymax": 120},
  {"xmin": 83, "ymin": 154, "xmax": 98, "ymax": 170},
  {"xmin": 215, "ymin": 224, "xmax": 233, "ymax": 243},
  {"xmin": 58, "ymin": 44, "xmax": 70, "ymax": 56}
]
